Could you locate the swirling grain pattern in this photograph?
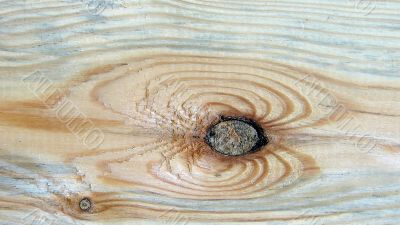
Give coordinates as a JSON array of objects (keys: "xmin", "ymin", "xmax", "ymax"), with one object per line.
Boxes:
[{"xmin": 0, "ymin": 0, "xmax": 400, "ymax": 224}]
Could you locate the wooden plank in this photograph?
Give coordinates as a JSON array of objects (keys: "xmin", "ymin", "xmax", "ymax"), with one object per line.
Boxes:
[{"xmin": 0, "ymin": 0, "xmax": 399, "ymax": 224}]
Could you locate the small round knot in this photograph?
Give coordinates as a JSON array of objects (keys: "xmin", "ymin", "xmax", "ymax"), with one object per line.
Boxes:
[
  {"xmin": 79, "ymin": 198, "xmax": 92, "ymax": 211},
  {"xmin": 205, "ymin": 117, "xmax": 268, "ymax": 156}
]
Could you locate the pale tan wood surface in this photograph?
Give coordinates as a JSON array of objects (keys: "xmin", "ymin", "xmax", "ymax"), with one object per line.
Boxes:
[{"xmin": 0, "ymin": 0, "xmax": 400, "ymax": 224}]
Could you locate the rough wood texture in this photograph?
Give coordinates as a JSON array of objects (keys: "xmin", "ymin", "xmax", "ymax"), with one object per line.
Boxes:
[{"xmin": 0, "ymin": 0, "xmax": 399, "ymax": 224}]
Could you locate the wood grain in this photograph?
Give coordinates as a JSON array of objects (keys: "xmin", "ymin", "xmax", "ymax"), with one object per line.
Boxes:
[{"xmin": 0, "ymin": 0, "xmax": 400, "ymax": 224}]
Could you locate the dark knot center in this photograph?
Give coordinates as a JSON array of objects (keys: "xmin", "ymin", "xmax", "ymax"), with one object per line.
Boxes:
[{"xmin": 205, "ymin": 117, "xmax": 268, "ymax": 156}]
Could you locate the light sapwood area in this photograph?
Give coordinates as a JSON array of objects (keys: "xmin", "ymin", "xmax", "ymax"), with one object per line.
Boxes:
[{"xmin": 0, "ymin": 0, "xmax": 400, "ymax": 224}]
